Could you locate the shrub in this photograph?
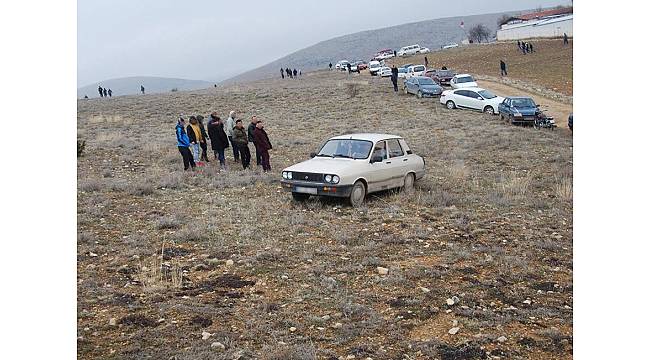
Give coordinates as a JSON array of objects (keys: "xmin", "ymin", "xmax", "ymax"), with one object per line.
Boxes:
[{"xmin": 77, "ymin": 140, "xmax": 86, "ymax": 157}]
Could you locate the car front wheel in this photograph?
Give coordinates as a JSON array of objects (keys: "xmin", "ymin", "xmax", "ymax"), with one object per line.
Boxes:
[
  {"xmin": 417, "ymin": 91, "xmax": 423, "ymax": 99},
  {"xmin": 292, "ymin": 192, "xmax": 310, "ymax": 202},
  {"xmin": 446, "ymin": 100, "xmax": 456, "ymax": 109},
  {"xmin": 349, "ymin": 181, "xmax": 366, "ymax": 207},
  {"xmin": 403, "ymin": 86, "xmax": 409, "ymax": 94},
  {"xmin": 484, "ymin": 106, "xmax": 495, "ymax": 115}
]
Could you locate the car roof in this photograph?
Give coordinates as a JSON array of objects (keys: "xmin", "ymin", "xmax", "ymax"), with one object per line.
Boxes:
[
  {"xmin": 507, "ymin": 96, "xmax": 534, "ymax": 100},
  {"xmin": 455, "ymin": 73, "xmax": 473, "ymax": 78},
  {"xmin": 330, "ymin": 133, "xmax": 403, "ymax": 142},
  {"xmin": 412, "ymin": 76, "xmax": 435, "ymax": 81},
  {"xmin": 454, "ymin": 87, "xmax": 485, "ymax": 92}
]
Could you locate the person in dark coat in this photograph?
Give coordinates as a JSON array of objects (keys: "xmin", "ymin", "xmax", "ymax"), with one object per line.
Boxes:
[
  {"xmin": 287, "ymin": 67, "xmax": 292, "ymax": 79},
  {"xmin": 196, "ymin": 115, "xmax": 210, "ymax": 162},
  {"xmin": 103, "ymin": 88, "xmax": 107, "ymax": 97},
  {"xmin": 293, "ymin": 68, "xmax": 297, "ymax": 78},
  {"xmin": 517, "ymin": 40, "xmax": 521, "ymax": 49},
  {"xmin": 347, "ymin": 63, "xmax": 351, "ymax": 74},
  {"xmin": 141, "ymin": 85, "xmax": 145, "ymax": 94},
  {"xmin": 281, "ymin": 68, "xmax": 284, "ymax": 79},
  {"xmin": 248, "ymin": 116, "xmax": 261, "ymax": 166},
  {"xmin": 441, "ymin": 65, "xmax": 447, "ymax": 70},
  {"xmin": 207, "ymin": 114, "xmax": 229, "ymax": 169},
  {"xmin": 500, "ymin": 60, "xmax": 507, "ymax": 76},
  {"xmin": 252, "ymin": 119, "xmax": 272, "ymax": 172},
  {"xmin": 107, "ymin": 89, "xmax": 112, "ymax": 97},
  {"xmin": 393, "ymin": 50, "xmax": 397, "ymax": 57},
  {"xmin": 98, "ymin": 86, "xmax": 103, "ymax": 97},
  {"xmin": 424, "ymin": 56, "xmax": 428, "ymax": 68},
  {"xmin": 175, "ymin": 117, "xmax": 195, "ymax": 170},
  {"xmin": 329, "ymin": 62, "xmax": 332, "ymax": 70},
  {"xmin": 529, "ymin": 43, "xmax": 534, "ymax": 52},
  {"xmin": 232, "ymin": 119, "xmax": 251, "ymax": 169},
  {"xmin": 521, "ymin": 42, "xmax": 527, "ymax": 54},
  {"xmin": 390, "ymin": 65, "xmax": 399, "ymax": 92},
  {"xmin": 563, "ymin": 33, "xmax": 569, "ymax": 45}
]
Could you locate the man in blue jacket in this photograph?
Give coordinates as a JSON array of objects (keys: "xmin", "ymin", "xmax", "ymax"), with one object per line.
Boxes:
[{"xmin": 176, "ymin": 117, "xmax": 195, "ymax": 170}]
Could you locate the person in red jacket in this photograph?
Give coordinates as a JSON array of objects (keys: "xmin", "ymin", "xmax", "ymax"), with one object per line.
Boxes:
[{"xmin": 252, "ymin": 120, "xmax": 272, "ymax": 172}]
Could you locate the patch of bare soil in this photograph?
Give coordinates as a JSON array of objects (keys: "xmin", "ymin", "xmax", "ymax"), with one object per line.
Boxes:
[{"xmin": 77, "ymin": 69, "xmax": 572, "ymax": 359}]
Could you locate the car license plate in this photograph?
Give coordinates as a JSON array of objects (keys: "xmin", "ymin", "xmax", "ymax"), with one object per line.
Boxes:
[{"xmin": 295, "ymin": 186, "xmax": 317, "ymax": 194}]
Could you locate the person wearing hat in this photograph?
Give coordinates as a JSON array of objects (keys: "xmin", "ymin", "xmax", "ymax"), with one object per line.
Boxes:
[
  {"xmin": 207, "ymin": 114, "xmax": 229, "ymax": 169},
  {"xmin": 252, "ymin": 119, "xmax": 272, "ymax": 172},
  {"xmin": 175, "ymin": 117, "xmax": 195, "ymax": 170},
  {"xmin": 225, "ymin": 110, "xmax": 239, "ymax": 163}
]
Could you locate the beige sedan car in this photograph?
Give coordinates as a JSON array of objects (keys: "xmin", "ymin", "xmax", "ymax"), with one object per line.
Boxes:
[{"xmin": 281, "ymin": 133, "xmax": 425, "ymax": 206}]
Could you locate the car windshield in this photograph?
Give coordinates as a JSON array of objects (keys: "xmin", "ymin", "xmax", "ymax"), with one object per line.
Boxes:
[
  {"xmin": 414, "ymin": 66, "xmax": 425, "ymax": 71},
  {"xmin": 511, "ymin": 98, "xmax": 536, "ymax": 107},
  {"xmin": 478, "ymin": 90, "xmax": 497, "ymax": 99},
  {"xmin": 418, "ymin": 78, "xmax": 435, "ymax": 85},
  {"xmin": 457, "ymin": 76, "xmax": 475, "ymax": 83},
  {"xmin": 398, "ymin": 68, "xmax": 406, "ymax": 73},
  {"xmin": 437, "ymin": 70, "xmax": 453, "ymax": 77},
  {"xmin": 317, "ymin": 139, "xmax": 373, "ymax": 159}
]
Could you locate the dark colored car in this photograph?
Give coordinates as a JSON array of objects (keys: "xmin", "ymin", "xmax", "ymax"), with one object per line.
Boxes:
[
  {"xmin": 424, "ymin": 69, "xmax": 456, "ymax": 86},
  {"xmin": 498, "ymin": 96, "xmax": 538, "ymax": 125},
  {"xmin": 568, "ymin": 113, "xmax": 573, "ymax": 131},
  {"xmin": 357, "ymin": 61, "xmax": 368, "ymax": 70},
  {"xmin": 404, "ymin": 76, "xmax": 444, "ymax": 98}
]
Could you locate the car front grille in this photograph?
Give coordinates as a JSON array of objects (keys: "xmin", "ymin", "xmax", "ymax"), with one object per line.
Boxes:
[{"xmin": 292, "ymin": 172, "xmax": 324, "ymax": 182}]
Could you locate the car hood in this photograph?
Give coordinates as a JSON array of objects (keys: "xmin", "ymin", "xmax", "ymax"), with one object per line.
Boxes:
[
  {"xmin": 420, "ymin": 84, "xmax": 443, "ymax": 92},
  {"xmin": 511, "ymin": 106, "xmax": 537, "ymax": 115},
  {"xmin": 283, "ymin": 157, "xmax": 366, "ymax": 175}
]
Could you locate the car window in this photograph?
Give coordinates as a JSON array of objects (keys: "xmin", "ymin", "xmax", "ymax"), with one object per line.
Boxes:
[
  {"xmin": 467, "ymin": 91, "xmax": 480, "ymax": 99},
  {"xmin": 386, "ymin": 139, "xmax": 404, "ymax": 158},
  {"xmin": 455, "ymin": 90, "xmax": 469, "ymax": 97},
  {"xmin": 371, "ymin": 141, "xmax": 387, "ymax": 161},
  {"xmin": 478, "ymin": 90, "xmax": 497, "ymax": 99},
  {"xmin": 419, "ymin": 78, "xmax": 435, "ymax": 85},
  {"xmin": 398, "ymin": 139, "xmax": 413, "ymax": 155},
  {"xmin": 457, "ymin": 76, "xmax": 475, "ymax": 83},
  {"xmin": 414, "ymin": 65, "xmax": 425, "ymax": 72}
]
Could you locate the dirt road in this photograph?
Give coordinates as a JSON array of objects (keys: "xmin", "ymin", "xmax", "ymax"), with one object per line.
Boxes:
[{"xmin": 478, "ymin": 79, "xmax": 573, "ymax": 130}]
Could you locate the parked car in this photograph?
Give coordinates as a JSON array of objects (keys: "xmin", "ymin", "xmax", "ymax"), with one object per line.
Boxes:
[
  {"xmin": 280, "ymin": 134, "xmax": 426, "ymax": 206},
  {"xmin": 350, "ymin": 61, "xmax": 365, "ymax": 72},
  {"xmin": 374, "ymin": 49, "xmax": 395, "ymax": 60},
  {"xmin": 418, "ymin": 47, "xmax": 431, "ymax": 54},
  {"xmin": 450, "ymin": 74, "xmax": 478, "ymax": 89},
  {"xmin": 405, "ymin": 65, "xmax": 426, "ymax": 78},
  {"xmin": 440, "ymin": 87, "xmax": 504, "ymax": 115},
  {"xmin": 337, "ymin": 60, "xmax": 350, "ymax": 71},
  {"xmin": 442, "ymin": 43, "xmax": 459, "ymax": 49},
  {"xmin": 379, "ymin": 67, "xmax": 392, "ymax": 77},
  {"xmin": 357, "ymin": 61, "xmax": 368, "ymax": 70},
  {"xmin": 424, "ymin": 69, "xmax": 456, "ymax": 86},
  {"xmin": 368, "ymin": 60, "xmax": 382, "ymax": 75},
  {"xmin": 403, "ymin": 76, "xmax": 444, "ymax": 98},
  {"xmin": 498, "ymin": 96, "xmax": 539, "ymax": 125},
  {"xmin": 397, "ymin": 44, "xmax": 422, "ymax": 56}
]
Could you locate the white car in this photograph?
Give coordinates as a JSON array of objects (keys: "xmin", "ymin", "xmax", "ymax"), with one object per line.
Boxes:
[
  {"xmin": 379, "ymin": 67, "xmax": 392, "ymax": 77},
  {"xmin": 418, "ymin": 47, "xmax": 431, "ymax": 54},
  {"xmin": 440, "ymin": 87, "xmax": 504, "ymax": 115},
  {"xmin": 442, "ymin": 43, "xmax": 459, "ymax": 50},
  {"xmin": 368, "ymin": 61, "xmax": 382, "ymax": 75},
  {"xmin": 375, "ymin": 52, "xmax": 395, "ymax": 61},
  {"xmin": 450, "ymin": 74, "xmax": 478, "ymax": 89},
  {"xmin": 397, "ymin": 67, "xmax": 408, "ymax": 79},
  {"xmin": 397, "ymin": 44, "xmax": 422, "ymax": 57},
  {"xmin": 280, "ymin": 134, "xmax": 426, "ymax": 206},
  {"xmin": 338, "ymin": 60, "xmax": 350, "ymax": 71},
  {"xmin": 405, "ymin": 65, "xmax": 426, "ymax": 79}
]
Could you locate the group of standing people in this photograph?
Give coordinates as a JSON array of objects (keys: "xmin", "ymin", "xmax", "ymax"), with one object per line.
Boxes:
[
  {"xmin": 517, "ymin": 40, "xmax": 534, "ymax": 54},
  {"xmin": 97, "ymin": 86, "xmax": 113, "ymax": 98},
  {"xmin": 280, "ymin": 67, "xmax": 300, "ymax": 79},
  {"xmin": 175, "ymin": 112, "xmax": 273, "ymax": 172}
]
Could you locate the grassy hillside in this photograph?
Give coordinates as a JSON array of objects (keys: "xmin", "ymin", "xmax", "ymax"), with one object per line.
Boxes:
[
  {"xmin": 388, "ymin": 38, "xmax": 573, "ymax": 96},
  {"xmin": 77, "ymin": 76, "xmax": 213, "ymax": 98},
  {"xmin": 224, "ymin": 11, "xmax": 527, "ymax": 84},
  {"xmin": 77, "ymin": 71, "xmax": 573, "ymax": 359}
]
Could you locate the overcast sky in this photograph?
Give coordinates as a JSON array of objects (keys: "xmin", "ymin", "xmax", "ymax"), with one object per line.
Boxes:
[{"xmin": 78, "ymin": 0, "xmax": 570, "ymax": 87}]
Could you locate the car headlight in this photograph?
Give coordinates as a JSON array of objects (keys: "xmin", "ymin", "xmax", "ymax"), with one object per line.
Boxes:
[
  {"xmin": 282, "ymin": 171, "xmax": 287, "ymax": 179},
  {"xmin": 287, "ymin": 172, "xmax": 292, "ymax": 180},
  {"xmin": 332, "ymin": 175, "xmax": 340, "ymax": 184},
  {"xmin": 324, "ymin": 174, "xmax": 332, "ymax": 183}
]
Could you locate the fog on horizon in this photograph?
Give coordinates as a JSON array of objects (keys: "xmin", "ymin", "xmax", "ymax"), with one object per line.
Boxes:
[{"xmin": 78, "ymin": 0, "xmax": 570, "ymax": 87}]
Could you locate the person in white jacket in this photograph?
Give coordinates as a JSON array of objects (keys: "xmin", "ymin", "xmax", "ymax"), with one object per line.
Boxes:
[{"xmin": 225, "ymin": 110, "xmax": 239, "ymax": 162}]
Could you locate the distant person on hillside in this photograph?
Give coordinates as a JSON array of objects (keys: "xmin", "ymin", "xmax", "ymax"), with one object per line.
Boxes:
[
  {"xmin": 196, "ymin": 115, "xmax": 210, "ymax": 162},
  {"xmin": 225, "ymin": 110, "xmax": 239, "ymax": 163},
  {"xmin": 107, "ymin": 89, "xmax": 112, "ymax": 97},
  {"xmin": 207, "ymin": 114, "xmax": 229, "ymax": 169},
  {"xmin": 393, "ymin": 50, "xmax": 396, "ymax": 57},
  {"xmin": 424, "ymin": 56, "xmax": 428, "ymax": 68},
  {"xmin": 253, "ymin": 119, "xmax": 272, "ymax": 172},
  {"xmin": 103, "ymin": 88, "xmax": 107, "ymax": 97},
  {"xmin": 299, "ymin": 69, "xmax": 302, "ymax": 77},
  {"xmin": 329, "ymin": 62, "xmax": 332, "ymax": 70},
  {"xmin": 186, "ymin": 116, "xmax": 205, "ymax": 164},
  {"xmin": 517, "ymin": 40, "xmax": 522, "ymax": 50},
  {"xmin": 140, "ymin": 85, "xmax": 145, "ymax": 94},
  {"xmin": 347, "ymin": 63, "xmax": 351, "ymax": 74},
  {"xmin": 390, "ymin": 65, "xmax": 398, "ymax": 92},
  {"xmin": 98, "ymin": 86, "xmax": 103, "ymax": 97},
  {"xmin": 281, "ymin": 68, "xmax": 285, "ymax": 79},
  {"xmin": 232, "ymin": 119, "xmax": 251, "ymax": 170},
  {"xmin": 84, "ymin": 95, "xmax": 88, "ymax": 99},
  {"xmin": 293, "ymin": 68, "xmax": 297, "ymax": 78},
  {"xmin": 563, "ymin": 33, "xmax": 569, "ymax": 45},
  {"xmin": 521, "ymin": 42, "xmax": 527, "ymax": 54},
  {"xmin": 500, "ymin": 60, "xmax": 507, "ymax": 76},
  {"xmin": 441, "ymin": 65, "xmax": 447, "ymax": 70},
  {"xmin": 529, "ymin": 43, "xmax": 534, "ymax": 52},
  {"xmin": 287, "ymin": 67, "xmax": 292, "ymax": 79},
  {"xmin": 248, "ymin": 116, "xmax": 261, "ymax": 166},
  {"xmin": 176, "ymin": 117, "xmax": 195, "ymax": 171}
]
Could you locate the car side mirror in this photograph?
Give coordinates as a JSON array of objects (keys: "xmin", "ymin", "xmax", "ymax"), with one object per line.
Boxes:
[
  {"xmin": 370, "ymin": 155, "xmax": 383, "ymax": 163},
  {"xmin": 309, "ymin": 152, "xmax": 317, "ymax": 158}
]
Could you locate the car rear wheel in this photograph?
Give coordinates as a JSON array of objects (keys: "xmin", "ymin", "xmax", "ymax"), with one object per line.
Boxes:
[
  {"xmin": 446, "ymin": 101, "xmax": 456, "ymax": 109},
  {"xmin": 417, "ymin": 91, "xmax": 423, "ymax": 99},
  {"xmin": 292, "ymin": 192, "xmax": 310, "ymax": 202},
  {"xmin": 402, "ymin": 173, "xmax": 415, "ymax": 193},
  {"xmin": 484, "ymin": 106, "xmax": 495, "ymax": 115},
  {"xmin": 349, "ymin": 181, "xmax": 366, "ymax": 207}
]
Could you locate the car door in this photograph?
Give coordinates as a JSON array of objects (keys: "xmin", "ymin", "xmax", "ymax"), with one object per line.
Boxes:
[
  {"xmin": 386, "ymin": 138, "xmax": 408, "ymax": 188},
  {"xmin": 453, "ymin": 90, "xmax": 471, "ymax": 108},
  {"xmin": 408, "ymin": 78, "xmax": 418, "ymax": 93},
  {"xmin": 500, "ymin": 98, "xmax": 511, "ymax": 115},
  {"xmin": 367, "ymin": 140, "xmax": 392, "ymax": 193},
  {"xmin": 464, "ymin": 90, "xmax": 483, "ymax": 110}
]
